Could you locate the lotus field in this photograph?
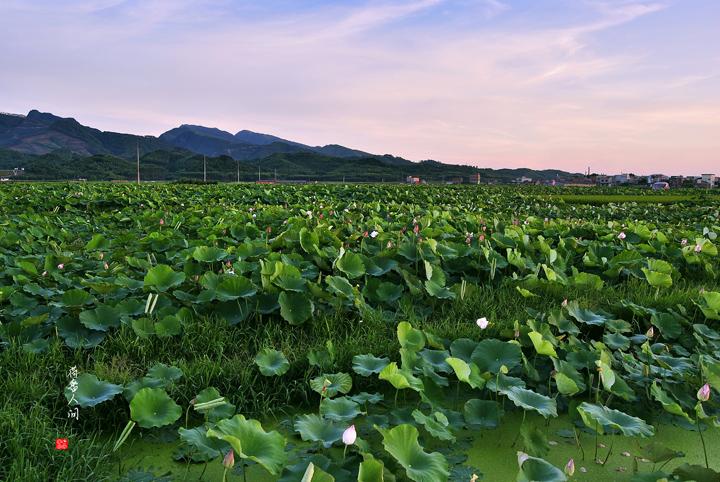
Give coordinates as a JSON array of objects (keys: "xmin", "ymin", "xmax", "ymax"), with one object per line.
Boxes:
[{"xmin": 2, "ymin": 183, "xmax": 720, "ymax": 482}]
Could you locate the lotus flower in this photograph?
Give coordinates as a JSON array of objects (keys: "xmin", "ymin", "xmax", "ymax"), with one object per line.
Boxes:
[
  {"xmin": 41, "ymin": 271, "xmax": 47, "ymax": 276},
  {"xmin": 413, "ymin": 224, "xmax": 420, "ymax": 235},
  {"xmin": 562, "ymin": 298, "xmax": 568, "ymax": 307},
  {"xmin": 159, "ymin": 218, "xmax": 165, "ymax": 225},
  {"xmin": 363, "ymin": 231, "xmax": 369, "ymax": 238},
  {"xmin": 342, "ymin": 424, "xmax": 357, "ymax": 445},
  {"xmin": 470, "ymin": 474, "xmax": 479, "ymax": 482},
  {"xmin": 99, "ymin": 252, "xmax": 104, "ymax": 260},
  {"xmin": 618, "ymin": 232, "xmax": 626, "ymax": 240},
  {"xmin": 223, "ymin": 449, "xmax": 235, "ymax": 468},
  {"xmin": 103, "ymin": 262, "xmax": 109, "ymax": 270},
  {"xmin": 517, "ymin": 451, "xmax": 529, "ymax": 466},
  {"xmin": 646, "ymin": 326, "xmax": 654, "ymax": 338},
  {"xmin": 697, "ymin": 383, "xmax": 711, "ymax": 402},
  {"xmin": 681, "ymin": 238, "xmax": 688, "ymax": 246},
  {"xmin": 695, "ymin": 244, "xmax": 702, "ymax": 253},
  {"xmin": 476, "ymin": 317, "xmax": 489, "ymax": 329},
  {"xmin": 370, "ymin": 230, "xmax": 378, "ymax": 238},
  {"xmin": 478, "ymin": 234, "xmax": 485, "ymax": 242},
  {"xmin": 57, "ymin": 263, "xmax": 64, "ymax": 270},
  {"xmin": 565, "ymin": 458, "xmax": 575, "ymax": 476}
]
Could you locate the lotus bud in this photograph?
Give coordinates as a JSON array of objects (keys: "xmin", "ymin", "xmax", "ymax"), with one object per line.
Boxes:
[
  {"xmin": 223, "ymin": 449, "xmax": 235, "ymax": 468},
  {"xmin": 517, "ymin": 451, "xmax": 529, "ymax": 466},
  {"xmin": 159, "ymin": 218, "xmax": 165, "ymax": 225},
  {"xmin": 695, "ymin": 244, "xmax": 702, "ymax": 253},
  {"xmin": 57, "ymin": 263, "xmax": 64, "ymax": 270},
  {"xmin": 681, "ymin": 238, "xmax": 688, "ymax": 246},
  {"xmin": 99, "ymin": 252, "xmax": 104, "ymax": 260},
  {"xmin": 42, "ymin": 271, "xmax": 47, "ymax": 276},
  {"xmin": 470, "ymin": 475, "xmax": 479, "ymax": 482},
  {"xmin": 370, "ymin": 230, "xmax": 378, "ymax": 238},
  {"xmin": 565, "ymin": 458, "xmax": 575, "ymax": 476},
  {"xmin": 104, "ymin": 262, "xmax": 109, "ymax": 270},
  {"xmin": 618, "ymin": 232, "xmax": 626, "ymax": 240},
  {"xmin": 478, "ymin": 234, "xmax": 485, "ymax": 242},
  {"xmin": 363, "ymin": 231, "xmax": 369, "ymax": 238},
  {"xmin": 562, "ymin": 298, "xmax": 568, "ymax": 307},
  {"xmin": 476, "ymin": 317, "xmax": 489, "ymax": 330},
  {"xmin": 342, "ymin": 424, "xmax": 357, "ymax": 445},
  {"xmin": 646, "ymin": 326, "xmax": 654, "ymax": 338},
  {"xmin": 697, "ymin": 383, "xmax": 711, "ymax": 402}
]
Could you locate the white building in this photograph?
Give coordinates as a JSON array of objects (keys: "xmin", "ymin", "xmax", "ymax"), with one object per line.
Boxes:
[{"xmin": 701, "ymin": 174, "xmax": 716, "ymax": 188}]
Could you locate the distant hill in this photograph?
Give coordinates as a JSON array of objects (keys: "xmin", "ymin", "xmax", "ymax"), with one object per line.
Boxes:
[{"xmin": 0, "ymin": 109, "xmax": 583, "ymax": 182}]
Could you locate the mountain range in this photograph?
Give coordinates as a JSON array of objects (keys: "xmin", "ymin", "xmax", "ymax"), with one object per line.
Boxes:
[{"xmin": 0, "ymin": 109, "xmax": 578, "ymax": 182}]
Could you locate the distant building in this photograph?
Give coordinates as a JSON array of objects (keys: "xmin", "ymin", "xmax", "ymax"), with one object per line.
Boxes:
[
  {"xmin": 446, "ymin": 177, "xmax": 463, "ymax": 184},
  {"xmin": 596, "ymin": 175, "xmax": 613, "ymax": 186},
  {"xmin": 468, "ymin": 173, "xmax": 481, "ymax": 184},
  {"xmin": 700, "ymin": 174, "xmax": 716, "ymax": 188},
  {"xmin": 668, "ymin": 176, "xmax": 684, "ymax": 188},
  {"xmin": 516, "ymin": 176, "xmax": 532, "ymax": 184},
  {"xmin": 614, "ymin": 173, "xmax": 633, "ymax": 184},
  {"xmin": 652, "ymin": 181, "xmax": 670, "ymax": 191},
  {"xmin": 406, "ymin": 176, "xmax": 421, "ymax": 184},
  {"xmin": 647, "ymin": 174, "xmax": 668, "ymax": 184}
]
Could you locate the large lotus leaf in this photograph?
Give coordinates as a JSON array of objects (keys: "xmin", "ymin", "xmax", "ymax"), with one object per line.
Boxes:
[
  {"xmin": 207, "ymin": 415, "xmax": 287, "ymax": 475},
  {"xmin": 147, "ymin": 363, "xmax": 183, "ymax": 384},
  {"xmin": 310, "ymin": 373, "xmax": 352, "ymax": 398},
  {"xmin": 300, "ymin": 462, "xmax": 335, "ymax": 482},
  {"xmin": 450, "ymin": 338, "xmax": 478, "ymax": 362},
  {"xmin": 695, "ymin": 324, "xmax": 720, "ymax": 340},
  {"xmin": 376, "ymin": 424, "xmax": 449, "ymax": 482},
  {"xmin": 215, "ymin": 276, "xmax": 256, "ymax": 301},
  {"xmin": 412, "ymin": 410, "xmax": 455, "ymax": 442},
  {"xmin": 651, "ymin": 312, "xmax": 683, "ymax": 339},
  {"xmin": 504, "ymin": 387, "xmax": 557, "ymax": 418},
  {"xmin": 144, "ymin": 265, "xmax": 186, "ymax": 292},
  {"xmin": 375, "ymin": 282, "xmax": 404, "ymax": 303},
  {"xmin": 279, "ymin": 291, "xmax": 314, "ymax": 325},
  {"xmin": 640, "ymin": 442, "xmax": 685, "ymax": 464},
  {"xmin": 350, "ymin": 392, "xmax": 384, "ymax": 405},
  {"xmin": 471, "ymin": 339, "xmax": 522, "ymax": 374},
  {"xmin": 603, "ymin": 332, "xmax": 630, "ymax": 351},
  {"xmin": 487, "ymin": 374, "xmax": 526, "ymax": 393},
  {"xmin": 123, "ymin": 376, "xmax": 165, "ymax": 401},
  {"xmin": 576, "ymin": 402, "xmax": 654, "ymax": 437},
  {"xmin": 650, "ymin": 382, "xmax": 692, "ymax": 422},
  {"xmin": 320, "ymin": 396, "xmax": 362, "ymax": 422},
  {"xmin": 130, "ymin": 387, "xmax": 182, "ymax": 428},
  {"xmin": 60, "ymin": 289, "xmax": 95, "ymax": 307},
  {"xmin": 697, "ymin": 291, "xmax": 720, "ymax": 320},
  {"xmin": 464, "ymin": 399, "xmax": 501, "ymax": 429},
  {"xmin": 216, "ymin": 300, "xmax": 252, "ymax": 326},
  {"xmin": 672, "ymin": 464, "xmax": 720, "ymax": 482},
  {"xmin": 397, "ymin": 321, "xmax": 425, "ymax": 351},
  {"xmin": 517, "ymin": 455, "xmax": 567, "ymax": 482},
  {"xmin": 336, "ymin": 250, "xmax": 365, "ymax": 279},
  {"xmin": 193, "ymin": 387, "xmax": 236, "ymax": 421},
  {"xmin": 156, "ymin": 315, "xmax": 182, "ymax": 337},
  {"xmin": 642, "ymin": 267, "xmax": 672, "ymax": 288},
  {"xmin": 78, "ymin": 304, "xmax": 120, "ymax": 331},
  {"xmin": 378, "ymin": 362, "xmax": 423, "ymax": 391},
  {"xmin": 352, "ymin": 354, "xmax": 390, "ymax": 377},
  {"xmin": 56, "ymin": 315, "xmax": 106, "ymax": 349},
  {"xmin": 299, "ymin": 227, "xmax": 320, "ymax": 254},
  {"xmin": 566, "ymin": 301, "xmax": 608, "ymax": 326},
  {"xmin": 358, "ymin": 453, "xmax": 385, "ymax": 482},
  {"xmin": 445, "ymin": 357, "xmax": 485, "ymax": 389},
  {"xmin": 192, "ymin": 246, "xmax": 228, "ymax": 263},
  {"xmin": 131, "ymin": 317, "xmax": 155, "ymax": 337},
  {"xmin": 254, "ymin": 348, "xmax": 290, "ymax": 376},
  {"xmin": 294, "ymin": 414, "xmax": 344, "ymax": 448},
  {"xmin": 528, "ymin": 332, "xmax": 557, "ymax": 358},
  {"xmin": 64, "ymin": 373, "xmax": 123, "ymax": 408},
  {"xmin": 178, "ymin": 426, "xmax": 229, "ymax": 462},
  {"xmin": 325, "ymin": 276, "xmax": 354, "ymax": 299},
  {"xmin": 419, "ymin": 349, "xmax": 451, "ymax": 373}
]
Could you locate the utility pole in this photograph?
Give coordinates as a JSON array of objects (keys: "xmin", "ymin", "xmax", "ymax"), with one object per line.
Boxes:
[
  {"xmin": 203, "ymin": 156, "xmax": 207, "ymax": 182},
  {"xmin": 136, "ymin": 141, "xmax": 140, "ymax": 184}
]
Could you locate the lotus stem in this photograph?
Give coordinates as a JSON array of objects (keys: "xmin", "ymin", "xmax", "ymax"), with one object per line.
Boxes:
[
  {"xmin": 511, "ymin": 410, "xmax": 526, "ymax": 447},
  {"xmin": 573, "ymin": 427, "xmax": 585, "ymax": 461},
  {"xmin": 697, "ymin": 416, "xmax": 709, "ymax": 468},
  {"xmin": 222, "ymin": 467, "xmax": 228, "ymax": 482},
  {"xmin": 601, "ymin": 434, "xmax": 614, "ymax": 465}
]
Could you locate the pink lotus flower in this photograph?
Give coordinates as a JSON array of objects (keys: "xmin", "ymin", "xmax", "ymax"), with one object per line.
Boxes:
[
  {"xmin": 413, "ymin": 224, "xmax": 420, "ymax": 235},
  {"xmin": 697, "ymin": 383, "xmax": 711, "ymax": 402},
  {"xmin": 618, "ymin": 232, "xmax": 626, "ymax": 240},
  {"xmin": 159, "ymin": 219, "xmax": 165, "ymax": 225},
  {"xmin": 342, "ymin": 425, "xmax": 357, "ymax": 445},
  {"xmin": 695, "ymin": 244, "xmax": 702, "ymax": 253},
  {"xmin": 57, "ymin": 263, "xmax": 64, "ymax": 270},
  {"xmin": 476, "ymin": 317, "xmax": 489, "ymax": 329},
  {"xmin": 681, "ymin": 239, "xmax": 688, "ymax": 246},
  {"xmin": 223, "ymin": 449, "xmax": 235, "ymax": 468},
  {"xmin": 363, "ymin": 231, "xmax": 369, "ymax": 238},
  {"xmin": 565, "ymin": 458, "xmax": 575, "ymax": 476},
  {"xmin": 478, "ymin": 234, "xmax": 485, "ymax": 242},
  {"xmin": 562, "ymin": 298, "xmax": 568, "ymax": 307}
]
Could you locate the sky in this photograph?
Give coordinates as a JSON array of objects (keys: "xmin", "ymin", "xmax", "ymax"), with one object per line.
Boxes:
[{"xmin": 1, "ymin": 0, "xmax": 718, "ymax": 175}]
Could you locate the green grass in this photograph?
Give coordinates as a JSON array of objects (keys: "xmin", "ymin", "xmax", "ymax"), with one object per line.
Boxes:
[{"xmin": 2, "ymin": 276, "xmax": 718, "ymax": 480}]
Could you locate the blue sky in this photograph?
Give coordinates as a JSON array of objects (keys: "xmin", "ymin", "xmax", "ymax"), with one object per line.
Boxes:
[{"xmin": 1, "ymin": 0, "xmax": 718, "ymax": 174}]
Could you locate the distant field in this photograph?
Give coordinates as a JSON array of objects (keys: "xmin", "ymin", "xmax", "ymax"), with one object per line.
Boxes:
[{"xmin": 546, "ymin": 193, "xmax": 697, "ymax": 204}]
